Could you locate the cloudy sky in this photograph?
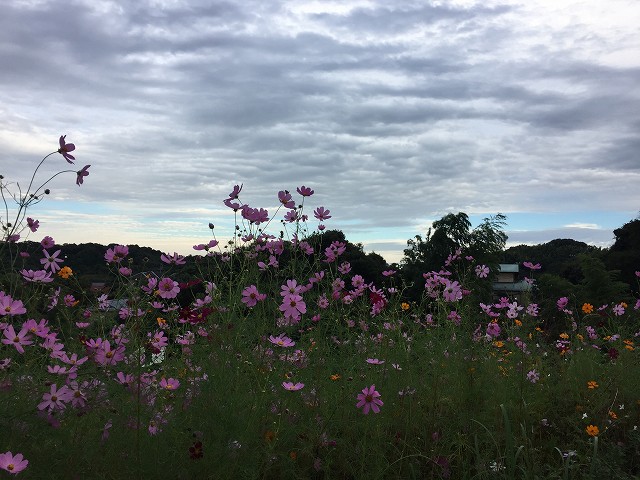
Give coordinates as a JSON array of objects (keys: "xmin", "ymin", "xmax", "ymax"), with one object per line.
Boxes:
[{"xmin": 1, "ymin": 0, "xmax": 638, "ymax": 263}]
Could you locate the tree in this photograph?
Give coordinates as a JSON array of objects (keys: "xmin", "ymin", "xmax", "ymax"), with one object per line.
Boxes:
[
  {"xmin": 606, "ymin": 216, "xmax": 640, "ymax": 293},
  {"xmin": 400, "ymin": 212, "xmax": 508, "ymax": 299}
]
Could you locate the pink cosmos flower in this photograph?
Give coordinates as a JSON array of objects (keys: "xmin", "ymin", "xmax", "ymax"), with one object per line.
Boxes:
[
  {"xmin": 612, "ymin": 303, "xmax": 625, "ymax": 316},
  {"xmin": 21, "ymin": 269, "xmax": 54, "ymax": 283},
  {"xmin": 160, "ymin": 377, "xmax": 180, "ymax": 390},
  {"xmin": 366, "ymin": 358, "xmax": 385, "ymax": 365},
  {"xmin": 40, "ymin": 249, "xmax": 64, "ymax": 273},
  {"xmin": 118, "ymin": 266, "xmax": 132, "ymax": 276},
  {"xmin": 557, "ymin": 297, "xmax": 569, "ymax": 310},
  {"xmin": 0, "ymin": 451, "xmax": 29, "ymax": 475},
  {"xmin": 160, "ymin": 252, "xmax": 186, "ymax": 265},
  {"xmin": 94, "ymin": 340, "xmax": 125, "ymax": 366},
  {"xmin": 442, "ymin": 280, "xmax": 463, "ymax": 302},
  {"xmin": 149, "ymin": 330, "xmax": 169, "ymax": 350},
  {"xmin": 0, "ymin": 295, "xmax": 27, "ymax": 317},
  {"xmin": 280, "ymin": 279, "xmax": 301, "ymax": 297},
  {"xmin": 282, "ymin": 381, "xmax": 304, "ymax": 391},
  {"xmin": 475, "ymin": 265, "xmax": 490, "ymax": 278},
  {"xmin": 104, "ymin": 245, "xmax": 129, "ymax": 263},
  {"xmin": 38, "ymin": 383, "xmax": 72, "ymax": 411},
  {"xmin": 523, "ymin": 261, "xmax": 541, "ymax": 270},
  {"xmin": 338, "ymin": 262, "xmax": 351, "ymax": 274},
  {"xmin": 41, "ymin": 236, "xmax": 55, "ymax": 249},
  {"xmin": 486, "ymin": 322, "xmax": 501, "ymax": 338},
  {"xmin": 157, "ymin": 278, "xmax": 180, "ymax": 299},
  {"xmin": 296, "ymin": 185, "xmax": 314, "ymax": 197},
  {"xmin": 228, "ymin": 184, "xmax": 242, "ymax": 200},
  {"xmin": 382, "ymin": 270, "xmax": 396, "ymax": 277},
  {"xmin": 58, "ymin": 135, "xmax": 76, "ymax": 163},
  {"xmin": 283, "ymin": 210, "xmax": 298, "ymax": 222},
  {"xmin": 241, "ymin": 285, "xmax": 266, "ymax": 307},
  {"xmin": 1, "ymin": 325, "xmax": 33, "ymax": 353},
  {"xmin": 356, "ymin": 384, "xmax": 383, "ymax": 414},
  {"xmin": 7, "ymin": 234, "xmax": 19, "ymax": 242},
  {"xmin": 26, "ymin": 217, "xmax": 39, "ymax": 232},
  {"xmin": 223, "ymin": 198, "xmax": 241, "ymax": 210},
  {"xmin": 313, "ymin": 206, "xmax": 331, "ymax": 221},
  {"xmin": 24, "ymin": 318, "xmax": 50, "ymax": 338},
  {"xmin": 268, "ymin": 334, "xmax": 295, "ymax": 347},
  {"xmin": 279, "ymin": 293, "xmax": 306, "ymax": 320},
  {"xmin": 241, "ymin": 206, "xmax": 269, "ymax": 224},
  {"xmin": 278, "ymin": 190, "xmax": 295, "ymax": 208},
  {"xmin": 193, "ymin": 239, "xmax": 219, "ymax": 251},
  {"xmin": 76, "ymin": 165, "xmax": 90, "ymax": 186}
]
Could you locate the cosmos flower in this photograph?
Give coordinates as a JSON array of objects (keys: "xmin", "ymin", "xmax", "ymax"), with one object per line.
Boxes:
[
  {"xmin": 57, "ymin": 135, "xmax": 76, "ymax": 163},
  {"xmin": 356, "ymin": 384, "xmax": 383, "ymax": 414}
]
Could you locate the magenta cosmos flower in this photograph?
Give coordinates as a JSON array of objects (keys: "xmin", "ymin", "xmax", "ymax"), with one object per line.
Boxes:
[
  {"xmin": 278, "ymin": 190, "xmax": 295, "ymax": 208},
  {"xmin": 58, "ymin": 135, "xmax": 76, "ymax": 163},
  {"xmin": 76, "ymin": 165, "xmax": 90, "ymax": 186},
  {"xmin": 523, "ymin": 261, "xmax": 541, "ymax": 270},
  {"xmin": 356, "ymin": 384, "xmax": 383, "ymax": 414},
  {"xmin": 313, "ymin": 206, "xmax": 331, "ymax": 221},
  {"xmin": 26, "ymin": 217, "xmax": 39, "ymax": 232},
  {"xmin": 296, "ymin": 185, "xmax": 314, "ymax": 197},
  {"xmin": 0, "ymin": 451, "xmax": 29, "ymax": 475}
]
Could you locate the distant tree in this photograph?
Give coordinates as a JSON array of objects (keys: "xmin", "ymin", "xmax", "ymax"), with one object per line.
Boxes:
[
  {"xmin": 576, "ymin": 253, "xmax": 631, "ymax": 305},
  {"xmin": 400, "ymin": 212, "xmax": 507, "ymax": 300},
  {"xmin": 606, "ymin": 216, "xmax": 640, "ymax": 293}
]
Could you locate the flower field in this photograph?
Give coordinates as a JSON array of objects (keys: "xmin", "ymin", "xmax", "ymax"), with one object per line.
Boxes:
[{"xmin": 1, "ymin": 138, "xmax": 639, "ymax": 479}]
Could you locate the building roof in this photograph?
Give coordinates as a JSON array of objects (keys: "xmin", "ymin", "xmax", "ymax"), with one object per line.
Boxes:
[{"xmin": 498, "ymin": 264, "xmax": 519, "ymax": 273}]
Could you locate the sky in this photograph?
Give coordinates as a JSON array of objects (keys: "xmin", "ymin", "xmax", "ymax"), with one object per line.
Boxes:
[{"xmin": 1, "ymin": 0, "xmax": 639, "ymax": 264}]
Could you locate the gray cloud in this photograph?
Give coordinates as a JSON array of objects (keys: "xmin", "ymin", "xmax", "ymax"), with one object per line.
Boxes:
[{"xmin": 1, "ymin": 0, "xmax": 639, "ymax": 261}]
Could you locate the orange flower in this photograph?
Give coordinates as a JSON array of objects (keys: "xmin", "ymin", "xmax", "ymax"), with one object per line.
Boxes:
[
  {"xmin": 514, "ymin": 319, "xmax": 522, "ymax": 327},
  {"xmin": 582, "ymin": 303, "xmax": 594, "ymax": 314},
  {"xmin": 587, "ymin": 381, "xmax": 598, "ymax": 389},
  {"xmin": 586, "ymin": 425, "xmax": 599, "ymax": 437},
  {"xmin": 157, "ymin": 317, "xmax": 167, "ymax": 327},
  {"xmin": 559, "ymin": 332, "xmax": 569, "ymax": 339},
  {"xmin": 608, "ymin": 410, "xmax": 618, "ymax": 420},
  {"xmin": 330, "ymin": 374, "xmax": 341, "ymax": 381},
  {"xmin": 57, "ymin": 266, "xmax": 73, "ymax": 279}
]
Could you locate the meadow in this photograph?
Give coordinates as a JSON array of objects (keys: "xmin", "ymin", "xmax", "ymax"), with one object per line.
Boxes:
[{"xmin": 1, "ymin": 137, "xmax": 639, "ymax": 479}]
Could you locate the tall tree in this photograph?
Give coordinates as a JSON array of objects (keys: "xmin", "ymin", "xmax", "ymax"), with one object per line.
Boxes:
[{"xmin": 400, "ymin": 212, "xmax": 507, "ymax": 299}]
